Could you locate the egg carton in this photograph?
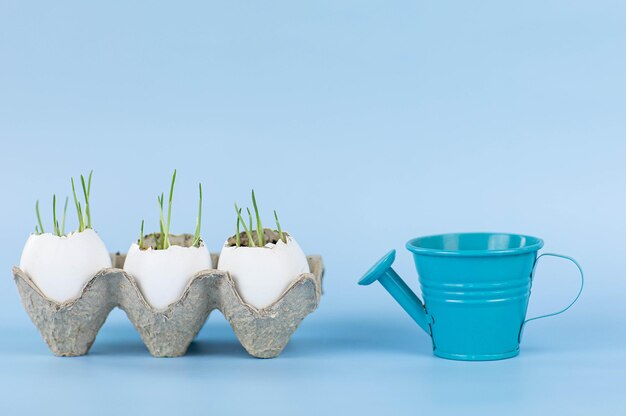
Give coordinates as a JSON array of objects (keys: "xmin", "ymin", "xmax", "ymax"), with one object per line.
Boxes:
[{"xmin": 12, "ymin": 253, "xmax": 323, "ymax": 358}]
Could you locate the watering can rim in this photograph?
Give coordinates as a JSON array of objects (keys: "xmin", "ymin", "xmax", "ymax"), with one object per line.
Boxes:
[{"xmin": 406, "ymin": 232, "xmax": 544, "ymax": 257}]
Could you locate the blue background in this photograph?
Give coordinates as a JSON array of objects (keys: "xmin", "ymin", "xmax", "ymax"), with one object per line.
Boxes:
[{"xmin": 1, "ymin": 1, "xmax": 625, "ymax": 414}]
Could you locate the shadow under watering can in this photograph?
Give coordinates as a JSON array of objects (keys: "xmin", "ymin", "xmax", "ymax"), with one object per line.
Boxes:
[{"xmin": 359, "ymin": 233, "xmax": 583, "ymax": 361}]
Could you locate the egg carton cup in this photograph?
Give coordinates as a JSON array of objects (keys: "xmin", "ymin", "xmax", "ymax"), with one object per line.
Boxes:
[{"xmin": 12, "ymin": 253, "xmax": 323, "ymax": 358}]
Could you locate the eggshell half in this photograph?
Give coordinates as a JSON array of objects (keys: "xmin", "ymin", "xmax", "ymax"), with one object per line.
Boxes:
[
  {"xmin": 217, "ymin": 235, "xmax": 310, "ymax": 309},
  {"xmin": 19, "ymin": 229, "xmax": 113, "ymax": 303},
  {"xmin": 123, "ymin": 242, "xmax": 212, "ymax": 310}
]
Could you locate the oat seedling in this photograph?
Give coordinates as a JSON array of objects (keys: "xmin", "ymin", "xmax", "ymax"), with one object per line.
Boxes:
[
  {"xmin": 35, "ymin": 200, "xmax": 45, "ymax": 235},
  {"xmin": 142, "ymin": 170, "xmax": 203, "ymax": 250},
  {"xmin": 233, "ymin": 190, "xmax": 289, "ymax": 247},
  {"xmin": 139, "ymin": 219, "xmax": 145, "ymax": 249},
  {"xmin": 71, "ymin": 170, "xmax": 93, "ymax": 232},
  {"xmin": 192, "ymin": 183, "xmax": 203, "ymax": 247},
  {"xmin": 246, "ymin": 208, "xmax": 254, "ymax": 240},
  {"xmin": 157, "ymin": 192, "xmax": 165, "ymax": 246},
  {"xmin": 235, "ymin": 203, "xmax": 255, "ymax": 247},
  {"xmin": 251, "ymin": 190, "xmax": 265, "ymax": 246},
  {"xmin": 163, "ymin": 169, "xmax": 177, "ymax": 249},
  {"xmin": 152, "ymin": 170, "xmax": 177, "ymax": 249},
  {"xmin": 34, "ymin": 195, "xmax": 69, "ymax": 236},
  {"xmin": 274, "ymin": 210, "xmax": 286, "ymax": 244},
  {"xmin": 61, "ymin": 197, "xmax": 69, "ymax": 235},
  {"xmin": 235, "ymin": 208, "xmax": 242, "ymax": 247},
  {"xmin": 34, "ymin": 172, "xmax": 92, "ymax": 236},
  {"xmin": 155, "ymin": 170, "xmax": 176, "ymax": 249},
  {"xmin": 52, "ymin": 195, "xmax": 61, "ymax": 236},
  {"xmin": 80, "ymin": 171, "xmax": 93, "ymax": 229}
]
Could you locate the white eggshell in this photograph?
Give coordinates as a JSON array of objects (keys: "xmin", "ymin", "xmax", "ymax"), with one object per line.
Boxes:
[
  {"xmin": 123, "ymin": 242, "xmax": 212, "ymax": 310},
  {"xmin": 217, "ymin": 235, "xmax": 310, "ymax": 309},
  {"xmin": 19, "ymin": 229, "xmax": 113, "ymax": 303}
]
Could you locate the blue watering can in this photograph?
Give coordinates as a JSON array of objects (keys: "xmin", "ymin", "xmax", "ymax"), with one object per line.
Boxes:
[{"xmin": 359, "ymin": 233, "xmax": 584, "ymax": 361}]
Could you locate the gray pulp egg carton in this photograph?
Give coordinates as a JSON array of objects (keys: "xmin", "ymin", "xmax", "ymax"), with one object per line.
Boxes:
[{"xmin": 12, "ymin": 252, "xmax": 323, "ymax": 358}]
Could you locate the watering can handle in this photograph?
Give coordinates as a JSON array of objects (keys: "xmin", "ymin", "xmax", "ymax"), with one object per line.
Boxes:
[{"xmin": 521, "ymin": 253, "xmax": 584, "ymax": 334}]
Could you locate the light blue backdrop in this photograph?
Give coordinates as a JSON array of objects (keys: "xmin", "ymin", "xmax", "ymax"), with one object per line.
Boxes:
[{"xmin": 1, "ymin": 1, "xmax": 625, "ymax": 415}]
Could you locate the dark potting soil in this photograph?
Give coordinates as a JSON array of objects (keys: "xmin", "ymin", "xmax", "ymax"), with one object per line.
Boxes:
[
  {"xmin": 139, "ymin": 233, "xmax": 197, "ymax": 250},
  {"xmin": 226, "ymin": 228, "xmax": 287, "ymax": 247}
]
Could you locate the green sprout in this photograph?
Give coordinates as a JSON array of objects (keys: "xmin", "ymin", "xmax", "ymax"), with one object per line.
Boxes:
[
  {"xmin": 71, "ymin": 178, "xmax": 85, "ymax": 231},
  {"xmin": 143, "ymin": 170, "xmax": 201, "ymax": 250},
  {"xmin": 192, "ymin": 182, "xmax": 203, "ymax": 247},
  {"xmin": 246, "ymin": 208, "xmax": 254, "ymax": 240},
  {"xmin": 139, "ymin": 219, "xmax": 144, "ymax": 248},
  {"xmin": 235, "ymin": 203, "xmax": 255, "ymax": 247},
  {"xmin": 35, "ymin": 200, "xmax": 44, "ymax": 235},
  {"xmin": 251, "ymin": 190, "xmax": 265, "ymax": 246},
  {"xmin": 157, "ymin": 192, "xmax": 165, "ymax": 245},
  {"xmin": 164, "ymin": 169, "xmax": 177, "ymax": 249},
  {"xmin": 235, "ymin": 208, "xmax": 241, "ymax": 247},
  {"xmin": 35, "ymin": 196, "xmax": 67, "ymax": 237},
  {"xmin": 71, "ymin": 170, "xmax": 93, "ymax": 232},
  {"xmin": 61, "ymin": 197, "xmax": 68, "ymax": 235},
  {"xmin": 80, "ymin": 171, "xmax": 93, "ymax": 228},
  {"xmin": 52, "ymin": 194, "xmax": 61, "ymax": 236},
  {"xmin": 232, "ymin": 190, "xmax": 289, "ymax": 247},
  {"xmin": 274, "ymin": 210, "xmax": 286, "ymax": 243},
  {"xmin": 34, "ymin": 171, "xmax": 94, "ymax": 236},
  {"xmin": 156, "ymin": 193, "xmax": 165, "ymax": 250},
  {"xmin": 154, "ymin": 169, "xmax": 177, "ymax": 250}
]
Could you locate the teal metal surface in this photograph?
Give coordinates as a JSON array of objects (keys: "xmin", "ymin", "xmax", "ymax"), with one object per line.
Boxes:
[
  {"xmin": 519, "ymin": 253, "xmax": 585, "ymax": 341},
  {"xmin": 359, "ymin": 233, "xmax": 584, "ymax": 361},
  {"xmin": 359, "ymin": 250, "xmax": 432, "ymax": 334}
]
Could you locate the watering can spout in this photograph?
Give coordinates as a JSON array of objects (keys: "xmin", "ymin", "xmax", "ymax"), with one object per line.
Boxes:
[{"xmin": 358, "ymin": 250, "xmax": 432, "ymax": 334}]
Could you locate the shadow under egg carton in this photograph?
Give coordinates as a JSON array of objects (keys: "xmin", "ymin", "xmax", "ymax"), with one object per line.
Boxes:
[{"xmin": 12, "ymin": 253, "xmax": 323, "ymax": 358}]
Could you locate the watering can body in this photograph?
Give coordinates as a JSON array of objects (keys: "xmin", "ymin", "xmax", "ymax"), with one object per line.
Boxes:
[
  {"xmin": 359, "ymin": 233, "xmax": 583, "ymax": 361},
  {"xmin": 414, "ymin": 249, "xmax": 536, "ymax": 360}
]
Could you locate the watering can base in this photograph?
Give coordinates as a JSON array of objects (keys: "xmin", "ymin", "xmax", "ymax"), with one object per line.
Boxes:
[{"xmin": 433, "ymin": 348, "xmax": 520, "ymax": 361}]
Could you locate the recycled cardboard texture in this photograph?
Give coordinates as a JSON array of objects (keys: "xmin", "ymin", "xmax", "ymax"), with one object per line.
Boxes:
[{"xmin": 12, "ymin": 254, "xmax": 323, "ymax": 358}]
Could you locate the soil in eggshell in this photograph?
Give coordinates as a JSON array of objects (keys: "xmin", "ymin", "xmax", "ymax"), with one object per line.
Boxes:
[
  {"xmin": 138, "ymin": 233, "xmax": 201, "ymax": 250},
  {"xmin": 226, "ymin": 228, "xmax": 289, "ymax": 247}
]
